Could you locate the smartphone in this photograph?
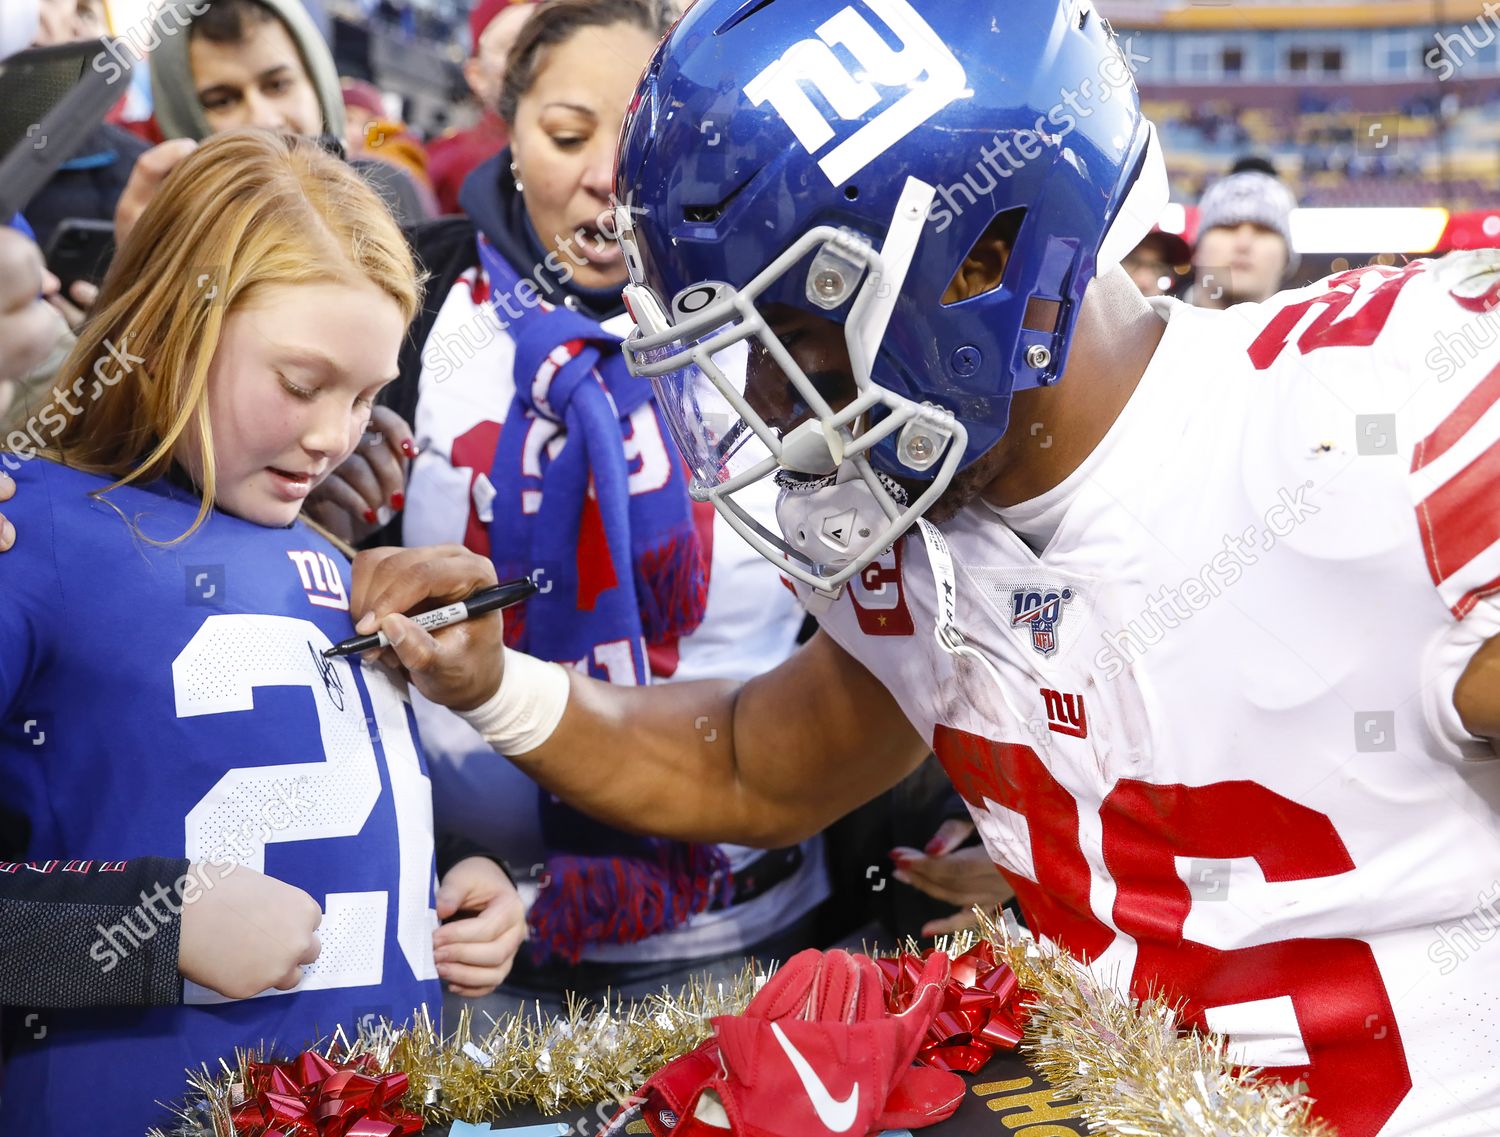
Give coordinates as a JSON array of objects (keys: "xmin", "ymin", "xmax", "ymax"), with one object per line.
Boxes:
[
  {"xmin": 0, "ymin": 38, "xmax": 135, "ymax": 220},
  {"xmin": 45, "ymin": 217, "xmax": 116, "ymax": 296}
]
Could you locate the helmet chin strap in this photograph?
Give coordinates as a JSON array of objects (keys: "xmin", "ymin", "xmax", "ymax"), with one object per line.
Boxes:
[{"xmin": 775, "ymin": 464, "xmax": 892, "ymax": 582}]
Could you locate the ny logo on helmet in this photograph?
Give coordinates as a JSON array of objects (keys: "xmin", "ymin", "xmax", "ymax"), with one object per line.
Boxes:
[{"xmin": 743, "ymin": 0, "xmax": 966, "ymax": 186}]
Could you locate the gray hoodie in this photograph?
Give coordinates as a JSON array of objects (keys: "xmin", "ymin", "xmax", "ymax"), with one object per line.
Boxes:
[
  {"xmin": 150, "ymin": 0, "xmax": 347, "ymax": 144},
  {"xmin": 148, "ymin": 0, "xmax": 432, "ymax": 223}
]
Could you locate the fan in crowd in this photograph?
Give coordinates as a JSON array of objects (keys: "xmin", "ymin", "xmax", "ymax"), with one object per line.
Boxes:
[
  {"xmin": 148, "ymin": 0, "xmax": 436, "ymax": 222},
  {"xmin": 1189, "ymin": 157, "xmax": 1302, "ymax": 308},
  {"xmin": 426, "ymin": 0, "xmax": 537, "ymax": 215}
]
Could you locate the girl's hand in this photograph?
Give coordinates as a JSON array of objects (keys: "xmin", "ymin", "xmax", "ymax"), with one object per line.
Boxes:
[
  {"xmin": 177, "ymin": 864, "xmax": 323, "ymax": 999},
  {"xmin": 433, "ymin": 856, "xmax": 527, "ymax": 997},
  {"xmin": 305, "ymin": 406, "xmax": 417, "ymax": 545},
  {"xmin": 0, "ymin": 470, "xmax": 13, "ymax": 551}
]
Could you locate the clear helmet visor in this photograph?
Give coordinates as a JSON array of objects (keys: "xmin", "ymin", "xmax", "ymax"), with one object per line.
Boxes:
[{"xmin": 636, "ymin": 334, "xmax": 774, "ymax": 494}]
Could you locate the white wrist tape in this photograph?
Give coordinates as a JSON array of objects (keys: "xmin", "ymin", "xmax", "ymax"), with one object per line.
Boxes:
[{"xmin": 458, "ymin": 647, "xmax": 571, "ymax": 756}]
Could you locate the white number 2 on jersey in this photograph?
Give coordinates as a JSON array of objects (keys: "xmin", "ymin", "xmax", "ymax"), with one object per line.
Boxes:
[{"xmin": 175, "ymin": 614, "xmax": 438, "ymax": 1003}]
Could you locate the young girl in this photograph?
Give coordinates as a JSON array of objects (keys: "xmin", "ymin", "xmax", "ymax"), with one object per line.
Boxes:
[{"xmin": 0, "ymin": 130, "xmax": 512, "ymax": 1137}]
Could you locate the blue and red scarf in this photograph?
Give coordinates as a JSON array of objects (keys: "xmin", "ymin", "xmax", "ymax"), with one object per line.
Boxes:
[{"xmin": 475, "ymin": 234, "xmax": 730, "ymax": 963}]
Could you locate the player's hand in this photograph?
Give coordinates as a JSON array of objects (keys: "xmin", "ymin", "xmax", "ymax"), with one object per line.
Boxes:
[
  {"xmin": 0, "ymin": 471, "xmax": 14, "ymax": 551},
  {"xmin": 433, "ymin": 856, "xmax": 526, "ymax": 997},
  {"xmin": 177, "ymin": 863, "xmax": 323, "ymax": 999},
  {"xmin": 349, "ymin": 544, "xmax": 503, "ymax": 711},
  {"xmin": 891, "ymin": 819, "xmax": 1015, "ymax": 938},
  {"xmin": 0, "ymin": 227, "xmax": 67, "ymax": 384},
  {"xmin": 306, "ymin": 406, "xmax": 417, "ymax": 544},
  {"xmin": 115, "ymin": 138, "xmax": 197, "ymax": 247}
]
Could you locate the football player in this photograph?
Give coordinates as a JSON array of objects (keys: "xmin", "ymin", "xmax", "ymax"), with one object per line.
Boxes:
[{"xmin": 352, "ymin": 2, "xmax": 1500, "ymax": 1134}]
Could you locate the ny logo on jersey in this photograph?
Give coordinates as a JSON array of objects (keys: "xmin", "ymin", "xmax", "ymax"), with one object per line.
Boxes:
[
  {"xmin": 1040, "ymin": 688, "xmax": 1087, "ymax": 739},
  {"xmin": 287, "ymin": 549, "xmax": 349, "ymax": 610},
  {"xmin": 743, "ymin": 0, "xmax": 966, "ymax": 186},
  {"xmin": 1012, "ymin": 587, "xmax": 1072, "ymax": 658}
]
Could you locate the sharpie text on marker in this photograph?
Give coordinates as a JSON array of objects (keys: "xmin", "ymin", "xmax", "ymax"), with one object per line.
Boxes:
[{"xmin": 324, "ymin": 577, "xmax": 539, "ymax": 658}]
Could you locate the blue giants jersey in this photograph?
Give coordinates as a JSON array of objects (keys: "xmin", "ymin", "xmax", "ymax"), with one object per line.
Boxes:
[{"xmin": 0, "ymin": 459, "xmax": 441, "ymax": 1136}]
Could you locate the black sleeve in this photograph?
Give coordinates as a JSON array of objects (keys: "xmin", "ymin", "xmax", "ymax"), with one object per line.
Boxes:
[
  {"xmin": 0, "ymin": 856, "xmax": 188, "ymax": 1009},
  {"xmin": 434, "ymin": 832, "xmax": 516, "ymax": 886}
]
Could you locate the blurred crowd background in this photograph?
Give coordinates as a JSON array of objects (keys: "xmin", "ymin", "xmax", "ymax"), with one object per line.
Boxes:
[
  {"xmin": 15, "ymin": 0, "xmax": 1500, "ymax": 305},
  {"xmin": 1114, "ymin": 0, "xmax": 1500, "ymax": 299}
]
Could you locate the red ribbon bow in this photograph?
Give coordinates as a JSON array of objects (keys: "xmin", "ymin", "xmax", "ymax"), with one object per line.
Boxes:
[
  {"xmin": 878, "ymin": 941, "xmax": 1029, "ymax": 1074},
  {"xmin": 228, "ymin": 1049, "xmax": 423, "ymax": 1137}
]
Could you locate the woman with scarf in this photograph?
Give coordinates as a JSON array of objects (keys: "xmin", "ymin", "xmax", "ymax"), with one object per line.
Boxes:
[{"xmin": 317, "ymin": 0, "xmax": 825, "ymax": 1017}]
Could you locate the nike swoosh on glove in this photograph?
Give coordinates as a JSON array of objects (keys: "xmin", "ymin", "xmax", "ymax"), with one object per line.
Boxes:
[{"xmin": 618, "ymin": 948, "xmax": 964, "ymax": 1137}]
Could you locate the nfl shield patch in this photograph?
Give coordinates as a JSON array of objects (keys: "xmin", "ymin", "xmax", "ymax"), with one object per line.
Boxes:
[{"xmin": 1011, "ymin": 587, "xmax": 1073, "ymax": 658}]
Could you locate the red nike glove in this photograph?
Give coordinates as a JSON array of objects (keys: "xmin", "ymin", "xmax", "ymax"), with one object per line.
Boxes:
[{"xmin": 620, "ymin": 949, "xmax": 964, "ymax": 1137}]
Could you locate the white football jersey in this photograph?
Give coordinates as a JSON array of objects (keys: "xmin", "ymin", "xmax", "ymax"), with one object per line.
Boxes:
[{"xmin": 803, "ymin": 254, "xmax": 1500, "ymax": 1137}]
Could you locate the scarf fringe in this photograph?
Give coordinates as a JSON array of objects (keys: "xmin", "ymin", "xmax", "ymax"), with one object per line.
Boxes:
[
  {"xmin": 527, "ymin": 843, "xmax": 735, "ymax": 966},
  {"xmin": 635, "ymin": 531, "xmax": 710, "ymax": 645}
]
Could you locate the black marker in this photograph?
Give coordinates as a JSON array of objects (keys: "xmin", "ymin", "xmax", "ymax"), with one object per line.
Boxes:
[{"xmin": 324, "ymin": 577, "xmax": 539, "ymax": 658}]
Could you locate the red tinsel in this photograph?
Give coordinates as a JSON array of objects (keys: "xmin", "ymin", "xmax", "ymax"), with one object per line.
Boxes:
[
  {"xmin": 877, "ymin": 940, "xmax": 1030, "ymax": 1074},
  {"xmin": 227, "ymin": 1049, "xmax": 423, "ymax": 1137}
]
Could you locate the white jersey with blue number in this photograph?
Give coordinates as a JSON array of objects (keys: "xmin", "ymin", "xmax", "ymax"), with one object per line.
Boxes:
[
  {"xmin": 0, "ymin": 459, "xmax": 440, "ymax": 1137},
  {"xmin": 801, "ymin": 254, "xmax": 1500, "ymax": 1137}
]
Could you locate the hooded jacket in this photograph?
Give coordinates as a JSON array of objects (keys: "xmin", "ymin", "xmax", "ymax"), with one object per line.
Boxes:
[
  {"xmin": 147, "ymin": 0, "xmax": 430, "ymax": 223},
  {"xmin": 150, "ymin": 0, "xmax": 346, "ymax": 143}
]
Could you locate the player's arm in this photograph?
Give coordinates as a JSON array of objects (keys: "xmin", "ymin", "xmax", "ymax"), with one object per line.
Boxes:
[{"xmin": 350, "ymin": 545, "xmax": 930, "ymax": 847}]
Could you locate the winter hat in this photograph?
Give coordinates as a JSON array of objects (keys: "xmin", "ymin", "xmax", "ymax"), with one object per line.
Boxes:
[{"xmin": 1197, "ymin": 169, "xmax": 1300, "ymax": 277}]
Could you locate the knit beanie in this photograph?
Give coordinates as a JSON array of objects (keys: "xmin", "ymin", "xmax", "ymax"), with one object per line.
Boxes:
[{"xmin": 1197, "ymin": 169, "xmax": 1300, "ymax": 278}]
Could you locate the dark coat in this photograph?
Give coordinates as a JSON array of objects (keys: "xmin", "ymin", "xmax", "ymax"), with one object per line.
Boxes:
[{"xmin": 23, "ymin": 123, "xmax": 148, "ymax": 254}]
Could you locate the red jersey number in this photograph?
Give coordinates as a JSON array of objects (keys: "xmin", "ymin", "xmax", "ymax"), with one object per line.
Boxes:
[
  {"xmin": 1249, "ymin": 264, "xmax": 1424, "ymax": 371},
  {"xmin": 934, "ymin": 726, "xmax": 1412, "ymax": 1137}
]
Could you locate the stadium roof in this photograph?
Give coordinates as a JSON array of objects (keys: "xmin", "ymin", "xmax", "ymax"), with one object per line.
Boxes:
[{"xmin": 1103, "ymin": 0, "xmax": 1484, "ymax": 31}]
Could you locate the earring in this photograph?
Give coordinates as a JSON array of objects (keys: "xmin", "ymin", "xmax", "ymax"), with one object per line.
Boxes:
[{"xmin": 510, "ymin": 160, "xmax": 524, "ymax": 193}]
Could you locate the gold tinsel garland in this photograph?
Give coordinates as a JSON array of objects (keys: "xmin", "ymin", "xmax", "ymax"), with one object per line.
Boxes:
[
  {"xmin": 153, "ymin": 919, "xmax": 1331, "ymax": 1137},
  {"xmin": 976, "ymin": 912, "xmax": 1336, "ymax": 1137}
]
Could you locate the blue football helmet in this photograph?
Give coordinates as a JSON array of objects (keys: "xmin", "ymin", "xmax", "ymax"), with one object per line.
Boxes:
[{"xmin": 615, "ymin": 0, "xmax": 1167, "ymax": 593}]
